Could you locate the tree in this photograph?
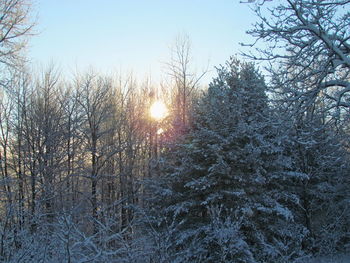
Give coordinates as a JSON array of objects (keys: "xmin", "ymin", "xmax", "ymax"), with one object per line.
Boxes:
[
  {"xmin": 32, "ymin": 68, "xmax": 66, "ymax": 222},
  {"xmin": 244, "ymin": 0, "xmax": 350, "ymax": 114},
  {"xmin": 58, "ymin": 84, "xmax": 84, "ymax": 209},
  {"xmin": 0, "ymin": 0, "xmax": 35, "ymax": 70},
  {"xmin": 75, "ymin": 72, "xmax": 119, "ymax": 233},
  {"xmin": 149, "ymin": 57, "xmax": 306, "ymax": 262},
  {"xmin": 166, "ymin": 34, "xmax": 207, "ymax": 129},
  {"xmin": 247, "ymin": 0, "xmax": 350, "ymax": 251},
  {"xmin": 293, "ymin": 119, "xmax": 349, "ymax": 255},
  {"xmin": 271, "ymin": 76, "xmax": 350, "ymax": 255}
]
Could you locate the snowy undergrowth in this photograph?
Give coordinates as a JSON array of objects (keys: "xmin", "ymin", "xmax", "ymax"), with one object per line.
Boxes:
[{"xmin": 298, "ymin": 254, "xmax": 350, "ymax": 263}]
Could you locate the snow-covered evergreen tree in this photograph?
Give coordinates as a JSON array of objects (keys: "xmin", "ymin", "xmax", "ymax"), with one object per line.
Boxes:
[
  {"xmin": 292, "ymin": 118, "xmax": 350, "ymax": 256},
  {"xmin": 271, "ymin": 78, "xmax": 350, "ymax": 256},
  {"xmin": 150, "ymin": 57, "xmax": 307, "ymax": 262}
]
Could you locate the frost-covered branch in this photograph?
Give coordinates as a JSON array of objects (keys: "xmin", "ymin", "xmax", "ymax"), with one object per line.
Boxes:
[{"xmin": 244, "ymin": 0, "xmax": 350, "ymax": 111}]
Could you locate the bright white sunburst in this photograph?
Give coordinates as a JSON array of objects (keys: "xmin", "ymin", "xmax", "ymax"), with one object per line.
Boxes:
[{"xmin": 150, "ymin": 100, "xmax": 168, "ymax": 121}]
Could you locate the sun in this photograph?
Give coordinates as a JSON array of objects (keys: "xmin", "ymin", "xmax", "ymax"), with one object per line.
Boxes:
[{"xmin": 150, "ymin": 100, "xmax": 168, "ymax": 121}]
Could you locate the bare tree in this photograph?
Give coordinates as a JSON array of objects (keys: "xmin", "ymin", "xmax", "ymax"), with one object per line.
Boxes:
[
  {"xmin": 0, "ymin": 0, "xmax": 35, "ymax": 69},
  {"xmin": 244, "ymin": 0, "xmax": 350, "ymax": 113},
  {"xmin": 166, "ymin": 34, "xmax": 207, "ymax": 128},
  {"xmin": 8, "ymin": 70, "xmax": 31, "ymax": 229},
  {"xmin": 76, "ymin": 72, "xmax": 120, "ymax": 233},
  {"xmin": 0, "ymin": 91, "xmax": 13, "ymax": 207}
]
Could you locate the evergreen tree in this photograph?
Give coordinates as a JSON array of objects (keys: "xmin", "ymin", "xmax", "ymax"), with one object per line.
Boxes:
[
  {"xmin": 272, "ymin": 78, "xmax": 350, "ymax": 256},
  {"xmin": 292, "ymin": 118, "xmax": 350, "ymax": 255},
  {"xmin": 150, "ymin": 57, "xmax": 306, "ymax": 263}
]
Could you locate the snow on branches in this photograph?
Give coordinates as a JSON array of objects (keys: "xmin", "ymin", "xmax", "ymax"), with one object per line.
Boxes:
[{"xmin": 244, "ymin": 0, "xmax": 350, "ymax": 112}]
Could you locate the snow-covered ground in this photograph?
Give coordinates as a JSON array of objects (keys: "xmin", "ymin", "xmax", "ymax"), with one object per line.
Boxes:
[{"xmin": 300, "ymin": 254, "xmax": 350, "ymax": 263}]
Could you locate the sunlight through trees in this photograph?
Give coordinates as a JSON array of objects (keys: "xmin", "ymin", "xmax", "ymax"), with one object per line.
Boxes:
[{"xmin": 0, "ymin": 0, "xmax": 349, "ymax": 262}]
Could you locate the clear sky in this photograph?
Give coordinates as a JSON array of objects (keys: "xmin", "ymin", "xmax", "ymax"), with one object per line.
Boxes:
[{"xmin": 28, "ymin": 0, "xmax": 258, "ymax": 85}]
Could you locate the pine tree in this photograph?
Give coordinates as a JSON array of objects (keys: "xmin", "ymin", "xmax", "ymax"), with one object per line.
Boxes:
[
  {"xmin": 150, "ymin": 57, "xmax": 306, "ymax": 263},
  {"xmin": 270, "ymin": 67, "xmax": 350, "ymax": 256}
]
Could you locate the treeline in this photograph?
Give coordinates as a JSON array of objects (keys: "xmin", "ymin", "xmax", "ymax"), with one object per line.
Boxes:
[
  {"xmin": 0, "ymin": 36, "xmax": 207, "ymax": 261},
  {"xmin": 0, "ymin": 60, "xmax": 348, "ymax": 263},
  {"xmin": 0, "ymin": 0, "xmax": 349, "ymax": 262},
  {"xmin": 0, "ymin": 68, "xmax": 154, "ymax": 261}
]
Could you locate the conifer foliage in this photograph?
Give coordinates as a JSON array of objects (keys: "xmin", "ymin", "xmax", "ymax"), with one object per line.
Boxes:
[{"xmin": 151, "ymin": 58, "xmax": 306, "ymax": 262}]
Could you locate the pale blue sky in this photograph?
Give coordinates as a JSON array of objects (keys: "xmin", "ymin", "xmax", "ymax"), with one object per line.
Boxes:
[{"xmin": 28, "ymin": 0, "xmax": 257, "ymax": 84}]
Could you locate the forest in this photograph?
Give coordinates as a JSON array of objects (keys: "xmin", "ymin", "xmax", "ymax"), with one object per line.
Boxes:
[{"xmin": 0, "ymin": 0, "xmax": 349, "ymax": 262}]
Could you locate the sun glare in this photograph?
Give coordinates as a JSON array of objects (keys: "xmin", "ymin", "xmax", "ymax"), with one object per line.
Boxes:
[
  {"xmin": 150, "ymin": 101, "xmax": 168, "ymax": 121},
  {"xmin": 157, "ymin": 128, "xmax": 164, "ymax": 135}
]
